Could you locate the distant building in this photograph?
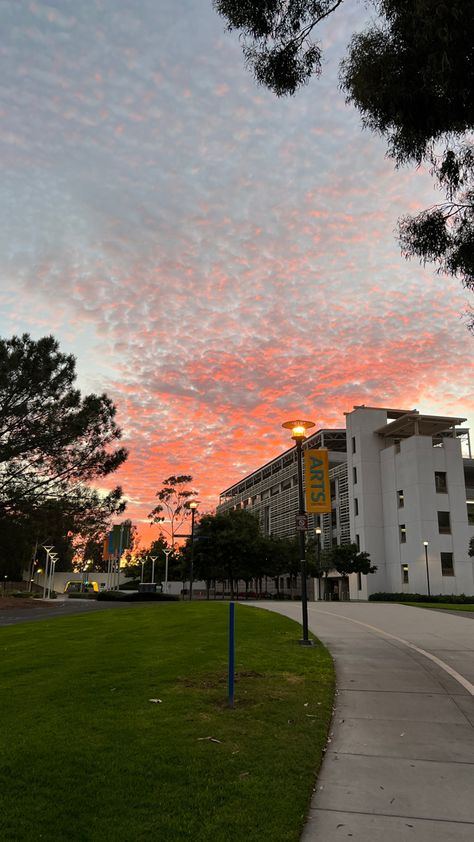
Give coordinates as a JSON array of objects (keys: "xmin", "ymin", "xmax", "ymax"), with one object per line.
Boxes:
[{"xmin": 218, "ymin": 406, "xmax": 474, "ymax": 599}]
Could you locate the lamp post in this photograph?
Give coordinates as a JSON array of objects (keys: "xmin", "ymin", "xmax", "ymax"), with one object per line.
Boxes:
[
  {"xmin": 423, "ymin": 541, "xmax": 431, "ymax": 596},
  {"xmin": 42, "ymin": 546, "xmax": 53, "ymax": 599},
  {"xmin": 47, "ymin": 552, "xmax": 58, "ymax": 598},
  {"xmin": 163, "ymin": 549, "xmax": 171, "ymax": 594},
  {"xmin": 140, "ymin": 559, "xmax": 145, "ymax": 583},
  {"xmin": 150, "ymin": 556, "xmax": 158, "ymax": 586},
  {"xmin": 315, "ymin": 526, "xmax": 322, "ymax": 601},
  {"xmin": 189, "ymin": 500, "xmax": 200, "ymax": 601},
  {"xmin": 282, "ymin": 419, "xmax": 315, "ymax": 645}
]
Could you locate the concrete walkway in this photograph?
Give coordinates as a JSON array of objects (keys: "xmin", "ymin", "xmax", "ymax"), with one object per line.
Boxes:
[{"xmin": 254, "ymin": 601, "xmax": 474, "ymax": 841}]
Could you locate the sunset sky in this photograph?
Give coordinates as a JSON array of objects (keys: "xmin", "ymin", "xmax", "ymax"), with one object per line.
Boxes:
[{"xmin": 1, "ymin": 1, "xmax": 473, "ymax": 544}]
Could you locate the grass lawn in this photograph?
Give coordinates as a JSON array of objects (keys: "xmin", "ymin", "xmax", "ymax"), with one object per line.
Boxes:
[
  {"xmin": 0, "ymin": 602, "xmax": 334, "ymax": 842},
  {"xmin": 403, "ymin": 602, "xmax": 474, "ymax": 612}
]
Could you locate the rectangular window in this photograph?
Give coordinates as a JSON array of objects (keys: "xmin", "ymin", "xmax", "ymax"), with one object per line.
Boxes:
[
  {"xmin": 330, "ymin": 479, "xmax": 336, "ymax": 499},
  {"xmin": 401, "ymin": 564, "xmax": 409, "ymax": 584},
  {"xmin": 353, "ymin": 466, "xmax": 357, "ymax": 484},
  {"xmin": 356, "ymin": 534, "xmax": 360, "ymax": 550},
  {"xmin": 441, "ymin": 552, "xmax": 454, "ymax": 576},
  {"xmin": 435, "ymin": 471, "xmax": 448, "ymax": 493},
  {"xmin": 438, "ymin": 511, "xmax": 451, "ymax": 534},
  {"xmin": 281, "ymin": 478, "xmax": 291, "ymax": 491},
  {"xmin": 352, "ymin": 436, "xmax": 356, "ymax": 454},
  {"xmin": 399, "ymin": 525, "xmax": 407, "ymax": 543},
  {"xmin": 397, "ymin": 490, "xmax": 404, "ymax": 508},
  {"xmin": 270, "ymin": 485, "xmax": 279, "ymax": 496},
  {"xmin": 354, "ymin": 498, "xmax": 359, "ymax": 516},
  {"xmin": 357, "ymin": 572, "xmax": 362, "ymax": 590},
  {"xmin": 468, "ymin": 502, "xmax": 474, "ymax": 526},
  {"xmin": 331, "ymin": 509, "xmax": 337, "ymax": 529}
]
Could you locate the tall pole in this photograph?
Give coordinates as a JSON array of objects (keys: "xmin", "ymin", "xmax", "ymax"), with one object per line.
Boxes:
[
  {"xmin": 316, "ymin": 528, "xmax": 322, "ymax": 601},
  {"xmin": 42, "ymin": 546, "xmax": 53, "ymax": 599},
  {"xmin": 141, "ymin": 560, "xmax": 145, "ymax": 583},
  {"xmin": 150, "ymin": 556, "xmax": 157, "ymax": 586},
  {"xmin": 190, "ymin": 507, "xmax": 196, "ymax": 601},
  {"xmin": 163, "ymin": 549, "xmax": 171, "ymax": 594},
  {"xmin": 423, "ymin": 541, "xmax": 431, "ymax": 596},
  {"xmin": 295, "ymin": 437, "xmax": 311, "ymax": 644}
]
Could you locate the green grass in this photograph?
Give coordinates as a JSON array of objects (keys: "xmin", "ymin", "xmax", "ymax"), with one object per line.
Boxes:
[
  {"xmin": 404, "ymin": 602, "xmax": 474, "ymax": 612},
  {"xmin": 0, "ymin": 603, "xmax": 334, "ymax": 842}
]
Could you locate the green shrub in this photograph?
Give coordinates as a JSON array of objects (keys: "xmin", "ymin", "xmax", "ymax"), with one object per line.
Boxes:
[
  {"xmin": 369, "ymin": 592, "xmax": 474, "ymax": 604},
  {"xmin": 97, "ymin": 590, "xmax": 178, "ymax": 602},
  {"xmin": 11, "ymin": 591, "xmax": 33, "ymax": 598},
  {"xmin": 67, "ymin": 592, "xmax": 97, "ymax": 600}
]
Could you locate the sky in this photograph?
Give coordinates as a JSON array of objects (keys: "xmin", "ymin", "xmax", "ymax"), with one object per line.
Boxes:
[{"xmin": 1, "ymin": 0, "xmax": 473, "ymax": 544}]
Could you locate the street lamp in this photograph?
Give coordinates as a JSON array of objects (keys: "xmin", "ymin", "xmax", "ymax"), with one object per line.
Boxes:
[
  {"xmin": 282, "ymin": 419, "xmax": 315, "ymax": 645},
  {"xmin": 189, "ymin": 500, "xmax": 200, "ymax": 601},
  {"xmin": 42, "ymin": 546, "xmax": 54, "ymax": 599},
  {"xmin": 48, "ymin": 552, "xmax": 58, "ymax": 598},
  {"xmin": 423, "ymin": 541, "xmax": 431, "ymax": 596},
  {"xmin": 140, "ymin": 558, "xmax": 145, "ymax": 583},
  {"xmin": 150, "ymin": 556, "xmax": 158, "ymax": 586},
  {"xmin": 315, "ymin": 526, "xmax": 322, "ymax": 601},
  {"xmin": 163, "ymin": 549, "xmax": 172, "ymax": 594}
]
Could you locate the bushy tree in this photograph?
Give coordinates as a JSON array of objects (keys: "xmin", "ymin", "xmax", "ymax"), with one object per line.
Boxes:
[
  {"xmin": 325, "ymin": 543, "xmax": 377, "ymax": 576},
  {"xmin": 0, "ymin": 334, "xmax": 128, "ymax": 518},
  {"xmin": 214, "ymin": 1, "xmax": 474, "ymax": 299},
  {"xmin": 148, "ymin": 475, "xmax": 198, "ymax": 546}
]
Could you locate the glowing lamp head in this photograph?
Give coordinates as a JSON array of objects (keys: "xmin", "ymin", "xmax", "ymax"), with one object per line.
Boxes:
[
  {"xmin": 423, "ymin": 540, "xmax": 429, "ymax": 547},
  {"xmin": 282, "ymin": 419, "xmax": 315, "ymax": 441},
  {"xmin": 189, "ymin": 500, "xmax": 200, "ymax": 511}
]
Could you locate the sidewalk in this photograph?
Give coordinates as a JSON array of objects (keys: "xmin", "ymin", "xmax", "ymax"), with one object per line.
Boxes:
[{"xmin": 256, "ymin": 601, "xmax": 474, "ymax": 841}]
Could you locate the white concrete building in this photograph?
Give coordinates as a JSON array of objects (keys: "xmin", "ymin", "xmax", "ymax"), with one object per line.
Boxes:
[{"xmin": 218, "ymin": 406, "xmax": 474, "ymax": 599}]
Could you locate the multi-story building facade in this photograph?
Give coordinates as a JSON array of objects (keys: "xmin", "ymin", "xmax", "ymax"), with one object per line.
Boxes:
[{"xmin": 218, "ymin": 406, "xmax": 474, "ymax": 599}]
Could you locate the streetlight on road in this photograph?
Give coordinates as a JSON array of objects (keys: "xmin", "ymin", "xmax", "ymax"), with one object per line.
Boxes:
[
  {"xmin": 189, "ymin": 501, "xmax": 200, "ymax": 601},
  {"xmin": 140, "ymin": 558, "xmax": 145, "ymax": 583},
  {"xmin": 48, "ymin": 552, "xmax": 58, "ymax": 598},
  {"xmin": 423, "ymin": 541, "xmax": 431, "ymax": 596},
  {"xmin": 150, "ymin": 556, "xmax": 158, "ymax": 587},
  {"xmin": 282, "ymin": 419, "xmax": 315, "ymax": 645}
]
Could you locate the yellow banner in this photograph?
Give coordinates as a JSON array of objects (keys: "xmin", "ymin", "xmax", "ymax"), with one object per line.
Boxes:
[{"xmin": 304, "ymin": 449, "xmax": 331, "ymax": 513}]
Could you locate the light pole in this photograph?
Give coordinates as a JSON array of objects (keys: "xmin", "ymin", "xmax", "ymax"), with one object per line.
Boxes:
[
  {"xmin": 42, "ymin": 546, "xmax": 53, "ymax": 599},
  {"xmin": 163, "ymin": 549, "xmax": 171, "ymax": 594},
  {"xmin": 423, "ymin": 541, "xmax": 431, "ymax": 596},
  {"xmin": 47, "ymin": 552, "xmax": 58, "ymax": 598},
  {"xmin": 150, "ymin": 556, "xmax": 158, "ymax": 587},
  {"xmin": 282, "ymin": 419, "xmax": 315, "ymax": 645},
  {"xmin": 189, "ymin": 501, "xmax": 200, "ymax": 601},
  {"xmin": 140, "ymin": 559, "xmax": 145, "ymax": 583},
  {"xmin": 315, "ymin": 526, "xmax": 322, "ymax": 601}
]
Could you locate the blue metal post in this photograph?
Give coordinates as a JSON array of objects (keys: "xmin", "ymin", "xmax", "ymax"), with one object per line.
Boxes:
[{"xmin": 228, "ymin": 601, "xmax": 235, "ymax": 707}]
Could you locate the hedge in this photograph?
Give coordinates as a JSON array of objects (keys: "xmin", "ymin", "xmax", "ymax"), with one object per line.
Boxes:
[{"xmin": 369, "ymin": 592, "xmax": 474, "ymax": 604}]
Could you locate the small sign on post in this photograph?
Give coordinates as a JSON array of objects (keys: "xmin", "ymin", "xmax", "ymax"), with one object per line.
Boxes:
[{"xmin": 295, "ymin": 514, "xmax": 308, "ymax": 531}]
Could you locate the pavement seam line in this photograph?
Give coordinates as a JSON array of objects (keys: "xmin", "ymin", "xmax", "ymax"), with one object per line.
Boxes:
[{"xmin": 312, "ymin": 608, "xmax": 474, "ymax": 697}]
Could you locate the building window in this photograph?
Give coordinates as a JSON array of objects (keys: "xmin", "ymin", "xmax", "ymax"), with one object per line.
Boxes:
[
  {"xmin": 397, "ymin": 490, "xmax": 404, "ymax": 508},
  {"xmin": 399, "ymin": 525, "xmax": 407, "ymax": 543},
  {"xmin": 435, "ymin": 471, "xmax": 448, "ymax": 493},
  {"xmin": 281, "ymin": 478, "xmax": 291, "ymax": 491},
  {"xmin": 331, "ymin": 509, "xmax": 337, "ymax": 529},
  {"xmin": 356, "ymin": 534, "xmax": 360, "ymax": 550},
  {"xmin": 352, "ymin": 436, "xmax": 356, "ymax": 454},
  {"xmin": 401, "ymin": 564, "xmax": 409, "ymax": 584},
  {"xmin": 330, "ymin": 479, "xmax": 336, "ymax": 499},
  {"xmin": 357, "ymin": 572, "xmax": 362, "ymax": 590},
  {"xmin": 468, "ymin": 502, "xmax": 474, "ymax": 525},
  {"xmin": 353, "ymin": 466, "xmax": 357, "ymax": 484},
  {"xmin": 438, "ymin": 511, "xmax": 451, "ymax": 534},
  {"xmin": 354, "ymin": 498, "xmax": 359, "ymax": 516},
  {"xmin": 270, "ymin": 485, "xmax": 279, "ymax": 496},
  {"xmin": 441, "ymin": 552, "xmax": 455, "ymax": 576},
  {"xmin": 263, "ymin": 506, "xmax": 270, "ymax": 535}
]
